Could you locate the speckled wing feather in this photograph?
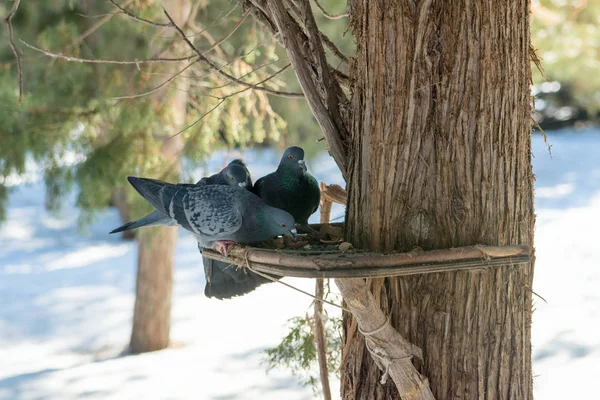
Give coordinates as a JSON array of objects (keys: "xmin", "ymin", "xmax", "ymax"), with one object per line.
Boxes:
[{"xmin": 176, "ymin": 185, "xmax": 243, "ymax": 238}]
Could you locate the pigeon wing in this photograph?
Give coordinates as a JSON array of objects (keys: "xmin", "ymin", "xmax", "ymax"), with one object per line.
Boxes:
[{"xmin": 175, "ymin": 186, "xmax": 243, "ymax": 238}]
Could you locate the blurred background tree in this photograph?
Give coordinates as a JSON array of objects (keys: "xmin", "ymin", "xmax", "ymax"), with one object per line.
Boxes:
[{"xmin": 0, "ymin": 0, "xmax": 310, "ymax": 353}]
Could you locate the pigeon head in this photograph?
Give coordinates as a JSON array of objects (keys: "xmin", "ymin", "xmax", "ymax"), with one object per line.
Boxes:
[
  {"xmin": 278, "ymin": 146, "xmax": 306, "ymax": 174},
  {"xmin": 224, "ymin": 163, "xmax": 251, "ymax": 188},
  {"xmin": 263, "ymin": 206, "xmax": 298, "ymax": 238}
]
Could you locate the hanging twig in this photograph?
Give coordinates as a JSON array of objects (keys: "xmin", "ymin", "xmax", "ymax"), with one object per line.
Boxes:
[
  {"xmin": 311, "ymin": 0, "xmax": 349, "ymax": 20},
  {"xmin": 4, "ymin": 0, "xmax": 23, "ymax": 103},
  {"xmin": 163, "ymin": 7, "xmax": 304, "ymax": 98}
]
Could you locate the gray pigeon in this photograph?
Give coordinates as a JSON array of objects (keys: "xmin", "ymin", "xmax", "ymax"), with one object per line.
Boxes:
[
  {"xmin": 110, "ymin": 161, "xmax": 250, "ymax": 234},
  {"xmin": 123, "ymin": 177, "xmax": 297, "ymax": 252}
]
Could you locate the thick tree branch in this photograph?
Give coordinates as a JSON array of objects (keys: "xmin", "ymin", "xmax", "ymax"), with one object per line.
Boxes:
[
  {"xmin": 163, "ymin": 7, "xmax": 304, "ymax": 98},
  {"xmin": 259, "ymin": 0, "xmax": 349, "ymax": 178},
  {"xmin": 335, "ymin": 278, "xmax": 434, "ymax": 400},
  {"xmin": 4, "ymin": 0, "xmax": 22, "ymax": 103}
]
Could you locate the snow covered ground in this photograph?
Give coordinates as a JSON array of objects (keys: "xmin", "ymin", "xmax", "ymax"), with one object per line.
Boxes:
[{"xmin": 1, "ymin": 129, "xmax": 599, "ymax": 399}]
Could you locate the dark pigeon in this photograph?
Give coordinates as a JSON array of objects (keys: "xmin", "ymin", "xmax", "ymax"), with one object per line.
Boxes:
[
  {"xmin": 110, "ymin": 161, "xmax": 250, "ymax": 234},
  {"xmin": 123, "ymin": 177, "xmax": 297, "ymax": 251},
  {"xmin": 252, "ymin": 146, "xmax": 320, "ymax": 229}
]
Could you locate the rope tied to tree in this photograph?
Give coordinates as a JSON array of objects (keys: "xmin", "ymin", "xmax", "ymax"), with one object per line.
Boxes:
[
  {"xmin": 365, "ymin": 340, "xmax": 413, "ymax": 385},
  {"xmin": 358, "ymin": 315, "xmax": 390, "ymax": 336}
]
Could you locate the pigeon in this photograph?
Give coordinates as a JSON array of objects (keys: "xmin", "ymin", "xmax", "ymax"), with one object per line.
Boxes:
[
  {"xmin": 110, "ymin": 161, "xmax": 251, "ymax": 234},
  {"xmin": 201, "ymin": 243, "xmax": 278, "ymax": 300},
  {"xmin": 122, "ymin": 176, "xmax": 297, "ymax": 252},
  {"xmin": 197, "ymin": 159, "xmax": 253, "ymax": 189},
  {"xmin": 252, "ymin": 146, "xmax": 320, "ymax": 230}
]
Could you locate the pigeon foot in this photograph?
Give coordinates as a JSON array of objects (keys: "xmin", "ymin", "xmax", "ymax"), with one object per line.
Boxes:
[{"xmin": 212, "ymin": 240, "xmax": 236, "ymax": 257}]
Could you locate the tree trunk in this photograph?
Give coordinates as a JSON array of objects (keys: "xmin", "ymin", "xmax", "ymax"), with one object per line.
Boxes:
[
  {"xmin": 341, "ymin": 0, "xmax": 534, "ymax": 399},
  {"xmin": 129, "ymin": 0, "xmax": 191, "ymax": 353}
]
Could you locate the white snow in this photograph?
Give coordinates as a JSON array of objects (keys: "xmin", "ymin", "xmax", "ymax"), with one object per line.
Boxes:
[{"xmin": 1, "ymin": 129, "xmax": 599, "ymax": 399}]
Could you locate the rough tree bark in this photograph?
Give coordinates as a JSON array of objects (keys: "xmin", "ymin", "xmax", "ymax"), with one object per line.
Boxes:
[
  {"xmin": 129, "ymin": 0, "xmax": 191, "ymax": 353},
  {"xmin": 342, "ymin": 0, "xmax": 535, "ymax": 399}
]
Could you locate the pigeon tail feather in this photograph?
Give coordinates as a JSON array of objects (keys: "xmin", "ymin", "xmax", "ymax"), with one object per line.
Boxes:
[
  {"xmin": 127, "ymin": 177, "xmax": 179, "ymax": 216},
  {"xmin": 109, "ymin": 210, "xmax": 173, "ymax": 234}
]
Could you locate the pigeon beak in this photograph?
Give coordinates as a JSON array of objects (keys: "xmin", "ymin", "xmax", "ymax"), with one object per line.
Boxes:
[
  {"xmin": 238, "ymin": 182, "xmax": 246, "ymax": 188},
  {"xmin": 289, "ymin": 228, "xmax": 298, "ymax": 237},
  {"xmin": 298, "ymin": 160, "xmax": 307, "ymax": 172}
]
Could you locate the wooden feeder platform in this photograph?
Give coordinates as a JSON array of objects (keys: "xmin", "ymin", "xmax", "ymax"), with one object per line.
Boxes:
[{"xmin": 201, "ymin": 225, "xmax": 532, "ymax": 279}]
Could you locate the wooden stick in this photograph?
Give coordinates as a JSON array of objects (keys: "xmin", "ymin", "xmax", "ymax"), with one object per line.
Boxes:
[{"xmin": 315, "ymin": 197, "xmax": 333, "ymax": 400}]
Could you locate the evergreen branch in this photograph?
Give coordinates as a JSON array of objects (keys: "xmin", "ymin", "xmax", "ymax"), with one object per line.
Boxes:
[
  {"xmin": 162, "ymin": 7, "xmax": 304, "ymax": 98},
  {"xmin": 106, "ymin": 0, "xmax": 172, "ymax": 27},
  {"xmin": 21, "ymin": 41, "xmax": 196, "ymax": 65},
  {"xmin": 311, "ymin": 0, "xmax": 349, "ymax": 20},
  {"xmin": 4, "ymin": 0, "xmax": 23, "ymax": 103},
  {"xmin": 111, "ymin": 61, "xmax": 197, "ymax": 100}
]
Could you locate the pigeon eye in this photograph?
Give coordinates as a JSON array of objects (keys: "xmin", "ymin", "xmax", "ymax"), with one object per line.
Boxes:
[
  {"xmin": 288, "ymin": 155, "xmax": 293, "ymax": 159},
  {"xmin": 229, "ymin": 176, "xmax": 234, "ymax": 180},
  {"xmin": 281, "ymin": 223, "xmax": 286, "ymax": 227}
]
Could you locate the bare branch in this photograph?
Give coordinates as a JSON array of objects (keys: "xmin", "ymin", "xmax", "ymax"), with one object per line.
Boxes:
[
  {"xmin": 311, "ymin": 0, "xmax": 348, "ymax": 20},
  {"xmin": 213, "ymin": 63, "xmax": 292, "ymax": 100},
  {"xmin": 71, "ymin": 0, "xmax": 136, "ymax": 47},
  {"xmin": 4, "ymin": 0, "xmax": 23, "ymax": 103},
  {"xmin": 319, "ymin": 30, "xmax": 348, "ymax": 63},
  {"xmin": 186, "ymin": 2, "xmax": 239, "ymax": 38},
  {"xmin": 163, "ymin": 7, "xmax": 304, "ymax": 98},
  {"xmin": 21, "ymin": 40, "xmax": 195, "ymax": 65},
  {"xmin": 107, "ymin": 0, "xmax": 172, "ymax": 27},
  {"xmin": 199, "ymin": 59, "xmax": 282, "ymax": 90},
  {"xmin": 112, "ymin": 61, "xmax": 197, "ymax": 100},
  {"xmin": 201, "ymin": 10, "xmax": 250, "ymax": 55}
]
